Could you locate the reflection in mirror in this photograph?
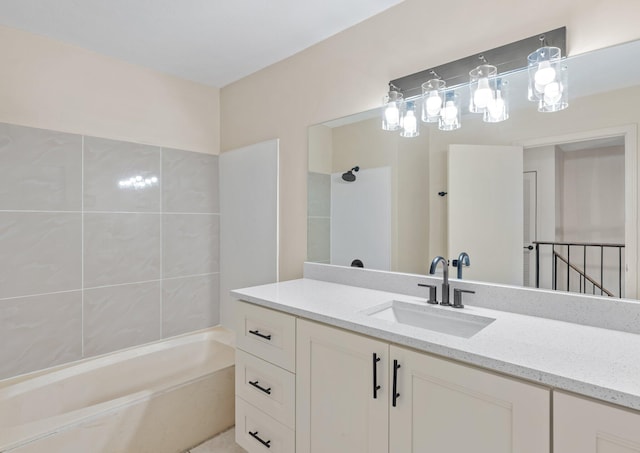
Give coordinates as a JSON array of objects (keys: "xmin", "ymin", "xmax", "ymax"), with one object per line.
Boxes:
[{"xmin": 307, "ymin": 39, "xmax": 640, "ymax": 299}]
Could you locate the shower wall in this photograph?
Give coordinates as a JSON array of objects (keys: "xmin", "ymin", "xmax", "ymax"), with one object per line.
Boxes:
[{"xmin": 0, "ymin": 122, "xmax": 220, "ymax": 380}]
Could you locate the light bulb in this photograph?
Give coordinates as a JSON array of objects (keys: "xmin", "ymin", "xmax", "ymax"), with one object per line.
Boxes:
[
  {"xmin": 473, "ymin": 78, "xmax": 492, "ymax": 109},
  {"xmin": 535, "ymin": 61, "xmax": 556, "ymax": 86},
  {"xmin": 403, "ymin": 111, "xmax": 417, "ymax": 135},
  {"xmin": 151, "ymin": 176, "xmax": 158, "ymax": 183},
  {"xmin": 486, "ymin": 93, "xmax": 506, "ymax": 121},
  {"xmin": 543, "ymin": 82, "xmax": 563, "ymax": 105},
  {"xmin": 384, "ymin": 105, "xmax": 400, "ymax": 129},
  {"xmin": 425, "ymin": 92, "xmax": 442, "ymax": 116},
  {"xmin": 442, "ymin": 101, "xmax": 458, "ymax": 125}
]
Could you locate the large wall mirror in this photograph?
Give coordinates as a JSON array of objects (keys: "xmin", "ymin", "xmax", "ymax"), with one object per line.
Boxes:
[{"xmin": 307, "ymin": 39, "xmax": 640, "ymax": 300}]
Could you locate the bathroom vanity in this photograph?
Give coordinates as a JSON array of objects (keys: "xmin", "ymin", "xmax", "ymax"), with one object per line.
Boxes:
[{"xmin": 233, "ymin": 264, "xmax": 640, "ymax": 453}]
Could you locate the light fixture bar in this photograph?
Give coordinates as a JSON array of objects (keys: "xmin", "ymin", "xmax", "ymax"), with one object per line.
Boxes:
[{"xmin": 389, "ymin": 27, "xmax": 566, "ymax": 99}]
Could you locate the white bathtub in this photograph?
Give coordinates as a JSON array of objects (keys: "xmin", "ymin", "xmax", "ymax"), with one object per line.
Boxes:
[{"xmin": 0, "ymin": 327, "xmax": 236, "ymax": 453}]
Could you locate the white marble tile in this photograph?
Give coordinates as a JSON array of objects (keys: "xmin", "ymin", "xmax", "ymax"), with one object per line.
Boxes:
[
  {"xmin": 162, "ymin": 213, "xmax": 219, "ymax": 278},
  {"xmin": 83, "ymin": 136, "xmax": 161, "ymax": 212},
  {"xmin": 163, "ymin": 148, "xmax": 218, "ymax": 214},
  {"xmin": 0, "ymin": 123, "xmax": 82, "ymax": 211},
  {"xmin": 84, "ymin": 213, "xmax": 161, "ymax": 288},
  {"xmin": 83, "ymin": 281, "xmax": 161, "ymax": 357},
  {"xmin": 162, "ymin": 274, "xmax": 219, "ymax": 338},
  {"xmin": 0, "ymin": 291, "xmax": 82, "ymax": 380},
  {"xmin": 0, "ymin": 212, "xmax": 82, "ymax": 299}
]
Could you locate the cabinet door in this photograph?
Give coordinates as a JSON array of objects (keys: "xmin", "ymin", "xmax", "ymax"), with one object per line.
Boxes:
[
  {"xmin": 296, "ymin": 319, "xmax": 389, "ymax": 453},
  {"xmin": 390, "ymin": 345, "xmax": 549, "ymax": 453},
  {"xmin": 554, "ymin": 391, "xmax": 640, "ymax": 452}
]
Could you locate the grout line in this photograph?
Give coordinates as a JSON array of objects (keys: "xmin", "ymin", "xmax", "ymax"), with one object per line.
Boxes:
[
  {"xmin": 0, "ymin": 210, "xmax": 82, "ymax": 213},
  {"xmin": 162, "ymin": 272, "xmax": 219, "ymax": 282},
  {"xmin": 0, "ymin": 273, "xmax": 221, "ymax": 304},
  {"xmin": 0, "ymin": 288, "xmax": 83, "ymax": 302},
  {"xmin": 81, "ymin": 135, "xmax": 85, "ymax": 358},
  {"xmin": 159, "ymin": 147, "xmax": 163, "ymax": 339},
  {"xmin": 0, "ymin": 210, "xmax": 219, "ymax": 215}
]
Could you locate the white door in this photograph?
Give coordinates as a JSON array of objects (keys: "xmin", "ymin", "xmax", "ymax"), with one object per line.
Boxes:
[
  {"xmin": 448, "ymin": 144, "xmax": 524, "ymax": 285},
  {"xmin": 296, "ymin": 320, "xmax": 389, "ymax": 453},
  {"xmin": 523, "ymin": 171, "xmax": 537, "ymax": 287},
  {"xmin": 389, "ymin": 345, "xmax": 550, "ymax": 453}
]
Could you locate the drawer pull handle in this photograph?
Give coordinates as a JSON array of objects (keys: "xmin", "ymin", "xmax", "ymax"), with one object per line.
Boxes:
[
  {"xmin": 392, "ymin": 359, "xmax": 401, "ymax": 407},
  {"xmin": 249, "ymin": 329, "xmax": 272, "ymax": 340},
  {"xmin": 249, "ymin": 380, "xmax": 272, "ymax": 395},
  {"xmin": 249, "ymin": 430, "xmax": 271, "ymax": 448},
  {"xmin": 372, "ymin": 353, "xmax": 381, "ymax": 399}
]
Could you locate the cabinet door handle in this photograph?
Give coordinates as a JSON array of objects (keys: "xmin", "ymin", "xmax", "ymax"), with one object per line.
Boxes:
[
  {"xmin": 249, "ymin": 329, "xmax": 272, "ymax": 340},
  {"xmin": 249, "ymin": 431, "xmax": 271, "ymax": 448},
  {"xmin": 249, "ymin": 380, "xmax": 272, "ymax": 395},
  {"xmin": 372, "ymin": 353, "xmax": 382, "ymax": 399},
  {"xmin": 392, "ymin": 359, "xmax": 401, "ymax": 407}
]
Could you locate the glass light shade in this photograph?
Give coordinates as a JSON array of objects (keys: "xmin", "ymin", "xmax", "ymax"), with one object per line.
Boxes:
[
  {"xmin": 421, "ymin": 79, "xmax": 446, "ymax": 122},
  {"xmin": 438, "ymin": 91, "xmax": 461, "ymax": 131},
  {"xmin": 382, "ymin": 90, "xmax": 403, "ymax": 131},
  {"xmin": 527, "ymin": 46, "xmax": 568, "ymax": 112},
  {"xmin": 469, "ymin": 65, "xmax": 497, "ymax": 113},
  {"xmin": 400, "ymin": 101, "xmax": 419, "ymax": 137},
  {"xmin": 538, "ymin": 64, "xmax": 568, "ymax": 112},
  {"xmin": 484, "ymin": 78, "xmax": 509, "ymax": 123}
]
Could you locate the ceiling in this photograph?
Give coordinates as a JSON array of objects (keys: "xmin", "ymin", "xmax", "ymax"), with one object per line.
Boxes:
[{"xmin": 0, "ymin": 0, "xmax": 403, "ymax": 87}]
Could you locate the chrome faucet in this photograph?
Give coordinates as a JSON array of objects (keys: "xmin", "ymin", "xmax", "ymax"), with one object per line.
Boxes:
[
  {"xmin": 456, "ymin": 252, "xmax": 470, "ymax": 279},
  {"xmin": 429, "ymin": 256, "xmax": 450, "ymax": 306}
]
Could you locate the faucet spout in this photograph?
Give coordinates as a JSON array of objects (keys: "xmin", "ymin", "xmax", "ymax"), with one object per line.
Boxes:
[
  {"xmin": 429, "ymin": 256, "xmax": 450, "ymax": 306},
  {"xmin": 456, "ymin": 252, "xmax": 470, "ymax": 279}
]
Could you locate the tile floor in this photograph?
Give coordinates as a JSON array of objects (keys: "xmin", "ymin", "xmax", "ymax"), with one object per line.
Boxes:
[{"xmin": 187, "ymin": 427, "xmax": 247, "ymax": 453}]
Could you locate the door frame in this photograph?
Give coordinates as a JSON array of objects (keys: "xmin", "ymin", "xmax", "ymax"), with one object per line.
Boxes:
[{"xmin": 515, "ymin": 124, "xmax": 638, "ymax": 299}]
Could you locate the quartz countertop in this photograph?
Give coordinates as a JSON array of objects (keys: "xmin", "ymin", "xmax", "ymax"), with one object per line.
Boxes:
[{"xmin": 232, "ymin": 278, "xmax": 640, "ymax": 411}]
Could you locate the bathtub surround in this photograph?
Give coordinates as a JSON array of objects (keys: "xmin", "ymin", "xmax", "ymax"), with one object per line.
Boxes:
[{"xmin": 0, "ymin": 122, "xmax": 220, "ymax": 380}]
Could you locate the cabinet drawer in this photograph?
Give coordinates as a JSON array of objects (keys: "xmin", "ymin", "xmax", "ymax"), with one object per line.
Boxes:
[
  {"xmin": 236, "ymin": 349, "xmax": 295, "ymax": 428},
  {"xmin": 236, "ymin": 396, "xmax": 295, "ymax": 453},
  {"xmin": 236, "ymin": 301, "xmax": 296, "ymax": 372}
]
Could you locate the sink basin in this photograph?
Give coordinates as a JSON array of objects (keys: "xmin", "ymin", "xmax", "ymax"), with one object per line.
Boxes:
[{"xmin": 363, "ymin": 300, "xmax": 495, "ymax": 338}]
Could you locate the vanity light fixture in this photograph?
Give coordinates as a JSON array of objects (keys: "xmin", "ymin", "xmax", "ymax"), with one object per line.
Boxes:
[
  {"xmin": 527, "ymin": 43, "xmax": 568, "ymax": 112},
  {"xmin": 381, "ymin": 86, "xmax": 403, "ymax": 131},
  {"xmin": 380, "ymin": 27, "xmax": 566, "ymax": 134},
  {"xmin": 400, "ymin": 100, "xmax": 419, "ymax": 137}
]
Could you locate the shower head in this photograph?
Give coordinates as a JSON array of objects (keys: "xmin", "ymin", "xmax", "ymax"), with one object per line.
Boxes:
[{"xmin": 341, "ymin": 166, "xmax": 360, "ymax": 182}]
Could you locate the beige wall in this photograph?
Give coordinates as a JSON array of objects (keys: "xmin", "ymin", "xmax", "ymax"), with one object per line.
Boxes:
[
  {"xmin": 220, "ymin": 0, "xmax": 640, "ymax": 281},
  {"xmin": 0, "ymin": 25, "xmax": 219, "ymax": 154}
]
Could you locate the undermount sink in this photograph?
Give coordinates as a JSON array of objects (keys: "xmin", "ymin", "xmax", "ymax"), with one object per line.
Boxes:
[{"xmin": 363, "ymin": 300, "xmax": 496, "ymax": 338}]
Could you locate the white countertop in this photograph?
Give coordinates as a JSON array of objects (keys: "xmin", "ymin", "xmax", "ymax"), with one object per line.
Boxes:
[{"xmin": 232, "ymin": 278, "xmax": 640, "ymax": 411}]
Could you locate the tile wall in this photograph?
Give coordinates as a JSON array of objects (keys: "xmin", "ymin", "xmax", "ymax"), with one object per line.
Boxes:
[
  {"xmin": 307, "ymin": 172, "xmax": 330, "ymax": 263},
  {"xmin": 0, "ymin": 122, "xmax": 219, "ymax": 380}
]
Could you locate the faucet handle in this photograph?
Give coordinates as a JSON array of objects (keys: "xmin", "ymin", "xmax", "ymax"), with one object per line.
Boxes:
[
  {"xmin": 453, "ymin": 288, "xmax": 475, "ymax": 309},
  {"xmin": 417, "ymin": 283, "xmax": 438, "ymax": 304}
]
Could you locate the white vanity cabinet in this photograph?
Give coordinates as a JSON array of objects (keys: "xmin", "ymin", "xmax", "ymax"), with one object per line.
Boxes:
[
  {"xmin": 390, "ymin": 345, "xmax": 549, "ymax": 453},
  {"xmin": 235, "ymin": 302, "xmax": 296, "ymax": 453},
  {"xmin": 296, "ymin": 319, "xmax": 550, "ymax": 453},
  {"xmin": 296, "ymin": 319, "xmax": 390, "ymax": 453},
  {"xmin": 554, "ymin": 391, "xmax": 640, "ymax": 452}
]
